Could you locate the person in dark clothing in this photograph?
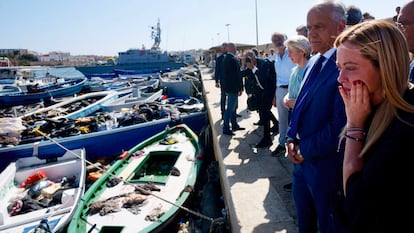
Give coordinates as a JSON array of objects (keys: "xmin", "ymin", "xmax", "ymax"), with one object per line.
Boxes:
[
  {"xmin": 250, "ymin": 48, "xmax": 279, "ymax": 132},
  {"xmin": 345, "ymin": 5, "xmax": 363, "ymax": 26},
  {"xmin": 336, "ymin": 19, "xmax": 414, "ymax": 233},
  {"xmin": 241, "ymin": 50, "xmax": 277, "ymax": 147},
  {"xmin": 397, "ymin": 1, "xmax": 414, "ymax": 83},
  {"xmin": 221, "ymin": 43, "xmax": 244, "ymax": 136},
  {"xmin": 393, "ymin": 6, "xmax": 401, "ymax": 22},
  {"xmin": 215, "ymin": 42, "xmax": 228, "ymax": 117}
]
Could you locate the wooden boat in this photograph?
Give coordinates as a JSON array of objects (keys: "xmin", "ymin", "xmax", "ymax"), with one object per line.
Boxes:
[
  {"xmin": 21, "ymin": 90, "xmax": 120, "ymax": 120},
  {"xmin": 0, "ymin": 67, "xmax": 45, "ymax": 85},
  {"xmin": 0, "ymin": 103, "xmax": 44, "ymax": 118},
  {"xmin": 159, "ymin": 69, "xmax": 202, "ymax": 98},
  {"xmin": 0, "ymin": 85, "xmax": 21, "ymax": 94},
  {"xmin": 84, "ymin": 76, "xmax": 159, "ymax": 93},
  {"xmin": 0, "ymin": 108, "xmax": 207, "ymax": 171},
  {"xmin": 84, "ymin": 77, "xmax": 134, "ymax": 92},
  {"xmin": 0, "ymin": 148, "xmax": 86, "ymax": 233},
  {"xmin": 101, "ymin": 88, "xmax": 163, "ymax": 112},
  {"xmin": 0, "ymin": 77, "xmax": 87, "ymax": 107},
  {"xmin": 159, "ymin": 75, "xmax": 194, "ymax": 98},
  {"xmin": 0, "ymin": 75, "xmax": 206, "ymax": 171},
  {"xmin": 68, "ymin": 124, "xmax": 201, "ymax": 233},
  {"xmin": 128, "ymin": 78, "xmax": 160, "ymax": 90},
  {"xmin": 113, "ymin": 68, "xmax": 164, "ymax": 76}
]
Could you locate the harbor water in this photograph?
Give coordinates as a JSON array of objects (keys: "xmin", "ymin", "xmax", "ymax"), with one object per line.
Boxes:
[{"xmin": 31, "ymin": 66, "xmax": 86, "ymax": 79}]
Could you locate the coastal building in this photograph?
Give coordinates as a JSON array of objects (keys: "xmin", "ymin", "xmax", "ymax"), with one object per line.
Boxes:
[{"xmin": 38, "ymin": 51, "xmax": 70, "ymax": 63}]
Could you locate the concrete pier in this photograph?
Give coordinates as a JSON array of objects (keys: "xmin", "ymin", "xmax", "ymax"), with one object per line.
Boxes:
[{"xmin": 201, "ymin": 65, "xmax": 298, "ymax": 233}]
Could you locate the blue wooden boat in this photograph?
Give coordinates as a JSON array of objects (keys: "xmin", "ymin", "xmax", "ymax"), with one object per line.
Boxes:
[
  {"xmin": 21, "ymin": 90, "xmax": 120, "ymax": 120},
  {"xmin": 101, "ymin": 88, "xmax": 163, "ymax": 112},
  {"xmin": 84, "ymin": 72, "xmax": 119, "ymax": 79},
  {"xmin": 0, "ymin": 77, "xmax": 87, "ymax": 107},
  {"xmin": 0, "ymin": 111, "xmax": 207, "ymax": 171},
  {"xmin": 0, "ymin": 66, "xmax": 206, "ymax": 171},
  {"xmin": 113, "ymin": 68, "xmax": 166, "ymax": 76}
]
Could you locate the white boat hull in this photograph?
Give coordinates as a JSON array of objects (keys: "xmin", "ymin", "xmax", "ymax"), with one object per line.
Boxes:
[{"xmin": 0, "ymin": 148, "xmax": 86, "ymax": 233}]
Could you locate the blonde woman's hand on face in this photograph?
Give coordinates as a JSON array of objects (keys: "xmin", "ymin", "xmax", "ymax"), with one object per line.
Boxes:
[{"xmin": 338, "ymin": 81, "xmax": 372, "ymax": 128}]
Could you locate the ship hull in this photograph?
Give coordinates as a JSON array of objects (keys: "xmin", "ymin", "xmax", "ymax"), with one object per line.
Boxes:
[{"xmin": 75, "ymin": 62, "xmax": 186, "ymax": 78}]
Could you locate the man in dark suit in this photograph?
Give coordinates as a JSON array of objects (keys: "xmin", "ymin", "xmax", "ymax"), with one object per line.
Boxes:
[
  {"xmin": 285, "ymin": 1, "xmax": 347, "ymax": 232},
  {"xmin": 221, "ymin": 42, "xmax": 244, "ymax": 136},
  {"xmin": 242, "ymin": 50, "xmax": 276, "ymax": 147},
  {"xmin": 215, "ymin": 42, "xmax": 228, "ymax": 117}
]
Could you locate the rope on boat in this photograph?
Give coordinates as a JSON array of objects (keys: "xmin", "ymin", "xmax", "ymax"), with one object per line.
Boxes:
[
  {"xmin": 29, "ymin": 134, "xmax": 84, "ymax": 233},
  {"xmin": 33, "ymin": 128, "xmax": 220, "ymax": 225},
  {"xmin": 34, "ymin": 128, "xmax": 98, "ymax": 169}
]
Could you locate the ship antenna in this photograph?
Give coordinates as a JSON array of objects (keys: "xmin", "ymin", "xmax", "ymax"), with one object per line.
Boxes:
[{"xmin": 151, "ymin": 18, "xmax": 161, "ymax": 50}]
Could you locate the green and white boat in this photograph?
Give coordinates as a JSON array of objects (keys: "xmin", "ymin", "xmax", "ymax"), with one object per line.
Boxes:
[{"xmin": 68, "ymin": 123, "xmax": 202, "ymax": 233}]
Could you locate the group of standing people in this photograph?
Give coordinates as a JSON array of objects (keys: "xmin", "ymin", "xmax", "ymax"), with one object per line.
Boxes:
[{"xmin": 215, "ymin": 0, "xmax": 414, "ymax": 232}]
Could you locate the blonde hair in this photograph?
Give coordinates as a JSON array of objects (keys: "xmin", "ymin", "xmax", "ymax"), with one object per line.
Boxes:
[
  {"xmin": 334, "ymin": 19, "xmax": 414, "ymax": 156},
  {"xmin": 284, "ymin": 35, "xmax": 312, "ymax": 59}
]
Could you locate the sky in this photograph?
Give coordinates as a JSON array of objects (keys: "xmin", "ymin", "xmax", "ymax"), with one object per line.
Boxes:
[{"xmin": 1, "ymin": 0, "xmax": 407, "ymax": 56}]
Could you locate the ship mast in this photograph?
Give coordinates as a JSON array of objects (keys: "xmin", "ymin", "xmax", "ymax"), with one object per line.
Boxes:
[{"xmin": 151, "ymin": 18, "xmax": 161, "ymax": 50}]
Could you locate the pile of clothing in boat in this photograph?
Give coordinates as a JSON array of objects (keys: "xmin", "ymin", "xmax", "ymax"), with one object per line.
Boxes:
[
  {"xmin": 88, "ymin": 182, "xmax": 160, "ymax": 216},
  {"xmin": 7, "ymin": 171, "xmax": 77, "ymax": 216}
]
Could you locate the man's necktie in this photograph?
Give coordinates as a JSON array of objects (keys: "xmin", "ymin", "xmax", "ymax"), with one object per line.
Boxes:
[{"xmin": 287, "ymin": 55, "xmax": 326, "ymax": 139}]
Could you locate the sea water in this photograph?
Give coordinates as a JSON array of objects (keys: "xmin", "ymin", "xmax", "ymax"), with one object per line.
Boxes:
[{"xmin": 32, "ymin": 67, "xmax": 85, "ymax": 79}]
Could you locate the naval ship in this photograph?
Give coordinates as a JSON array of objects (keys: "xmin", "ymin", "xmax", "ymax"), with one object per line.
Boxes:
[{"xmin": 75, "ymin": 19, "xmax": 186, "ymax": 78}]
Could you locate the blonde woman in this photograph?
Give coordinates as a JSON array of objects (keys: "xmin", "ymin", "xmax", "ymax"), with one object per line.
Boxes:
[
  {"xmin": 283, "ymin": 35, "xmax": 312, "ymax": 113},
  {"xmin": 336, "ymin": 20, "xmax": 414, "ymax": 232}
]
